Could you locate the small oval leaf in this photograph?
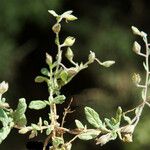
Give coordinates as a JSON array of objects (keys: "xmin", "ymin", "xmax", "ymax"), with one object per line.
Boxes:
[
  {"xmin": 78, "ymin": 129, "xmax": 100, "ymax": 140},
  {"xmin": 29, "ymin": 100, "xmax": 47, "ymax": 110},
  {"xmin": 35, "ymin": 76, "xmax": 48, "ymax": 83}
]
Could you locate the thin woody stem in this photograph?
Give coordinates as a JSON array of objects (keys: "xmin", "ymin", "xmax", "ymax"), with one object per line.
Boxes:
[{"xmin": 132, "ymin": 35, "xmax": 149, "ymax": 127}]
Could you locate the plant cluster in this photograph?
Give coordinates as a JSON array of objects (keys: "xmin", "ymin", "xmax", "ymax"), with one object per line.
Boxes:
[{"xmin": 0, "ymin": 10, "xmax": 150, "ymax": 150}]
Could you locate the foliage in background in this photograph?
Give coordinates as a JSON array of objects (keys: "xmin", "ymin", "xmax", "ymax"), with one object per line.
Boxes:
[{"xmin": 0, "ymin": 0, "xmax": 61, "ymax": 79}]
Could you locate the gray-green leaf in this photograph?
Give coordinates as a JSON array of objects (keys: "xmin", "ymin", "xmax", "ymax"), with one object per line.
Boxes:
[
  {"xmin": 35, "ymin": 76, "xmax": 48, "ymax": 83},
  {"xmin": 46, "ymin": 127, "xmax": 52, "ymax": 135},
  {"xmin": 13, "ymin": 98, "xmax": 27, "ymax": 127},
  {"xmin": 75, "ymin": 119, "xmax": 84, "ymax": 129},
  {"xmin": 53, "ymin": 95, "xmax": 66, "ymax": 104},
  {"xmin": 84, "ymin": 107, "xmax": 103, "ymax": 128},
  {"xmin": 0, "ymin": 109, "xmax": 12, "ymax": 144},
  {"xmin": 60, "ymin": 70, "xmax": 68, "ymax": 83},
  {"xmin": 29, "ymin": 100, "xmax": 47, "ymax": 110},
  {"xmin": 78, "ymin": 129, "xmax": 100, "ymax": 140},
  {"xmin": 52, "ymin": 137, "xmax": 64, "ymax": 147},
  {"xmin": 41, "ymin": 68, "xmax": 50, "ymax": 77}
]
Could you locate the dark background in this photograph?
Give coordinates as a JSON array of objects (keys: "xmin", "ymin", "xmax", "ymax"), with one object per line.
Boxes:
[{"xmin": 0, "ymin": 0, "xmax": 150, "ymax": 149}]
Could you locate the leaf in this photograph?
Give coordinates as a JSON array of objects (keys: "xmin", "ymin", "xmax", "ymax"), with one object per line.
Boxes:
[
  {"xmin": 52, "ymin": 137, "xmax": 64, "ymax": 147},
  {"xmin": 84, "ymin": 107, "xmax": 103, "ymax": 128},
  {"xmin": 53, "ymin": 95, "xmax": 66, "ymax": 104},
  {"xmin": 60, "ymin": 70, "xmax": 68, "ymax": 83},
  {"xmin": 0, "ymin": 109, "xmax": 12, "ymax": 144},
  {"xmin": 41, "ymin": 68, "xmax": 50, "ymax": 76},
  {"xmin": 29, "ymin": 130, "xmax": 37, "ymax": 139},
  {"xmin": 46, "ymin": 127, "xmax": 52, "ymax": 135},
  {"xmin": 75, "ymin": 120, "xmax": 84, "ymax": 129},
  {"xmin": 96, "ymin": 132, "xmax": 117, "ymax": 145},
  {"xmin": 0, "ymin": 126, "xmax": 11, "ymax": 144},
  {"xmin": 115, "ymin": 106, "xmax": 122, "ymax": 123},
  {"xmin": 61, "ymin": 10, "xmax": 73, "ymax": 18},
  {"xmin": 44, "ymin": 120, "xmax": 49, "ymax": 126},
  {"xmin": 15, "ymin": 98, "xmax": 27, "ymax": 115},
  {"xmin": 31, "ymin": 124, "xmax": 41, "ymax": 130},
  {"xmin": 104, "ymin": 118, "xmax": 114, "ymax": 130},
  {"xmin": 19, "ymin": 127, "xmax": 30, "ymax": 134},
  {"xmin": 35, "ymin": 76, "xmax": 48, "ymax": 83},
  {"xmin": 101, "ymin": 61, "xmax": 115, "ymax": 67},
  {"xmin": 38, "ymin": 117, "xmax": 42, "ymax": 126},
  {"xmin": 14, "ymin": 115, "xmax": 27, "ymax": 127},
  {"xmin": 141, "ymin": 89, "xmax": 146, "ymax": 100},
  {"xmin": 29, "ymin": 100, "xmax": 47, "ymax": 110},
  {"xmin": 143, "ymin": 62, "xmax": 148, "ymax": 71},
  {"xmin": 123, "ymin": 114, "xmax": 132, "ymax": 124},
  {"xmin": 48, "ymin": 10, "xmax": 58, "ymax": 17},
  {"xmin": 78, "ymin": 129, "xmax": 100, "ymax": 140},
  {"xmin": 13, "ymin": 98, "xmax": 27, "ymax": 127}
]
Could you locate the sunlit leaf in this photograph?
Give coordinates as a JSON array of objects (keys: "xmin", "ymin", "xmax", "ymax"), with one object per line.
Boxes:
[
  {"xmin": 0, "ymin": 109, "xmax": 12, "ymax": 144},
  {"xmin": 13, "ymin": 98, "xmax": 27, "ymax": 127},
  {"xmin": 75, "ymin": 120, "xmax": 84, "ymax": 129},
  {"xmin": 78, "ymin": 129, "xmax": 100, "ymax": 140},
  {"xmin": 29, "ymin": 100, "xmax": 47, "ymax": 110},
  {"xmin": 53, "ymin": 95, "xmax": 66, "ymax": 104},
  {"xmin": 84, "ymin": 107, "xmax": 103, "ymax": 128}
]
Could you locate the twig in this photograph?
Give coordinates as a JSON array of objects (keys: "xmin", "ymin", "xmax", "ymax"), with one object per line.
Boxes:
[
  {"xmin": 43, "ymin": 134, "xmax": 52, "ymax": 150},
  {"xmin": 61, "ymin": 98, "xmax": 74, "ymax": 128}
]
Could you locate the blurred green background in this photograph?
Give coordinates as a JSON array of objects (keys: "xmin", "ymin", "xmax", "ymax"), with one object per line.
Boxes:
[{"xmin": 0, "ymin": 0, "xmax": 150, "ymax": 149}]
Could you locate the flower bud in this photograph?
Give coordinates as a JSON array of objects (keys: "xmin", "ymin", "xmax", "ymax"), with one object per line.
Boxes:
[
  {"xmin": 19, "ymin": 127, "xmax": 30, "ymax": 134},
  {"xmin": 63, "ymin": 36, "xmax": 75, "ymax": 47},
  {"xmin": 65, "ymin": 47, "xmax": 74, "ymax": 61},
  {"xmin": 52, "ymin": 23, "xmax": 61, "ymax": 33},
  {"xmin": 61, "ymin": 10, "xmax": 77, "ymax": 22},
  {"xmin": 0, "ymin": 81, "xmax": 8, "ymax": 95},
  {"xmin": 132, "ymin": 41, "xmax": 141, "ymax": 54},
  {"xmin": 101, "ymin": 60, "xmax": 115, "ymax": 67},
  {"xmin": 65, "ymin": 14, "xmax": 77, "ymax": 21},
  {"xmin": 122, "ymin": 133, "xmax": 133, "ymax": 142},
  {"xmin": 88, "ymin": 51, "xmax": 95, "ymax": 63},
  {"xmin": 132, "ymin": 73, "xmax": 141, "ymax": 85},
  {"xmin": 67, "ymin": 67, "xmax": 78, "ymax": 77},
  {"xmin": 121, "ymin": 125, "xmax": 135, "ymax": 143},
  {"xmin": 46, "ymin": 53, "xmax": 53, "ymax": 65},
  {"xmin": 131, "ymin": 26, "xmax": 141, "ymax": 36}
]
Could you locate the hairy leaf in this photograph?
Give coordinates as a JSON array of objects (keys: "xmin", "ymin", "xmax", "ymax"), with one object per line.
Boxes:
[
  {"xmin": 35, "ymin": 76, "xmax": 48, "ymax": 83},
  {"xmin": 41, "ymin": 68, "xmax": 50, "ymax": 77},
  {"xmin": 13, "ymin": 98, "xmax": 27, "ymax": 127},
  {"xmin": 53, "ymin": 95, "xmax": 66, "ymax": 104},
  {"xmin": 0, "ymin": 109, "xmax": 12, "ymax": 144},
  {"xmin": 84, "ymin": 107, "xmax": 103, "ymax": 128},
  {"xmin": 75, "ymin": 120, "xmax": 84, "ymax": 129},
  {"xmin": 29, "ymin": 100, "xmax": 47, "ymax": 110},
  {"xmin": 52, "ymin": 137, "xmax": 64, "ymax": 147},
  {"xmin": 78, "ymin": 129, "xmax": 100, "ymax": 140}
]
